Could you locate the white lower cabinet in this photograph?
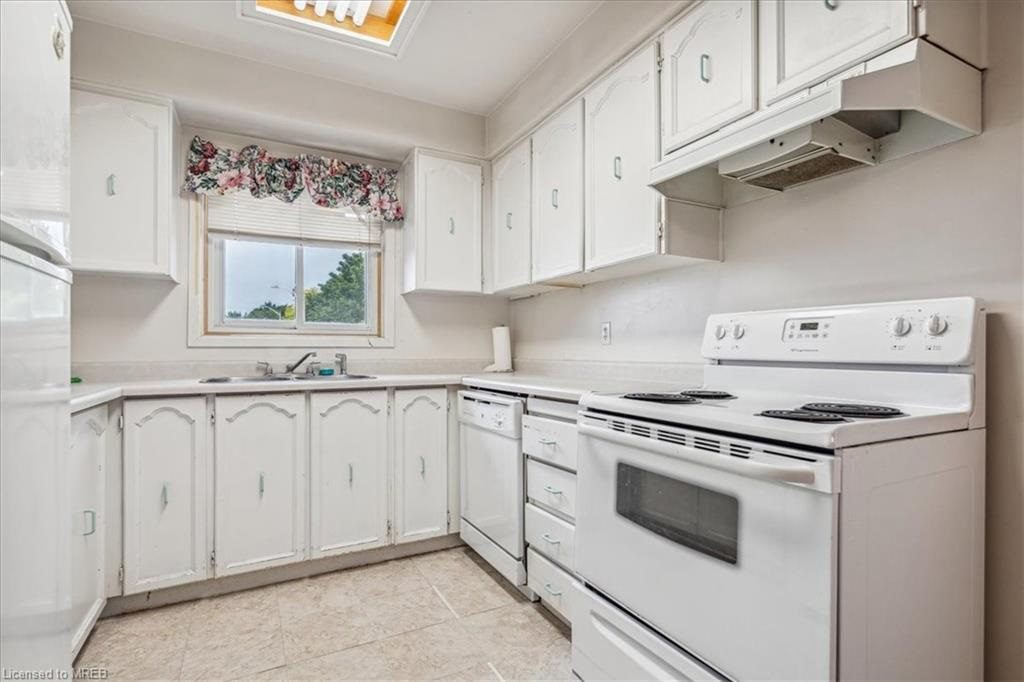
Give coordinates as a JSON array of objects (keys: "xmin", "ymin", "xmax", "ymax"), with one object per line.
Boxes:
[
  {"xmin": 527, "ymin": 548, "xmax": 577, "ymax": 623},
  {"xmin": 310, "ymin": 391, "xmax": 389, "ymax": 558},
  {"xmin": 70, "ymin": 405, "xmax": 107, "ymax": 657},
  {"xmin": 123, "ymin": 397, "xmax": 209, "ymax": 594},
  {"xmin": 393, "ymin": 388, "xmax": 449, "ymax": 543},
  {"xmin": 214, "ymin": 394, "xmax": 307, "ymax": 575}
]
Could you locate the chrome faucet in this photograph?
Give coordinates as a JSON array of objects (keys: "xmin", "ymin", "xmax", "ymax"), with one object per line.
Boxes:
[
  {"xmin": 335, "ymin": 353, "xmax": 348, "ymax": 375},
  {"xmin": 284, "ymin": 351, "xmax": 317, "ymax": 374}
]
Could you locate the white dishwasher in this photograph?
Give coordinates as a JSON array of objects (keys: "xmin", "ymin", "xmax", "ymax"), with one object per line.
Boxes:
[{"xmin": 458, "ymin": 390, "xmax": 527, "ymax": 587}]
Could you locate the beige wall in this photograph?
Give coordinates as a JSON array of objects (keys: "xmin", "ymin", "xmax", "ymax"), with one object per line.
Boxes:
[
  {"xmin": 69, "ymin": 28, "xmax": 507, "ymax": 373},
  {"xmin": 507, "ymin": 1, "xmax": 1024, "ymax": 678},
  {"xmin": 71, "ymin": 20, "xmax": 486, "ymax": 162}
]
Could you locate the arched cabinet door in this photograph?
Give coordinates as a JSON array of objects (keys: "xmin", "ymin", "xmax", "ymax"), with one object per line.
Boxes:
[
  {"xmin": 214, "ymin": 394, "xmax": 307, "ymax": 576},
  {"xmin": 123, "ymin": 397, "xmax": 209, "ymax": 594},
  {"xmin": 393, "ymin": 388, "xmax": 449, "ymax": 544},
  {"xmin": 70, "ymin": 405, "xmax": 107, "ymax": 657},
  {"xmin": 310, "ymin": 391, "xmax": 389, "ymax": 558}
]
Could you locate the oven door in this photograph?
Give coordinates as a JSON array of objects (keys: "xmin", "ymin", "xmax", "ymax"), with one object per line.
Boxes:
[{"xmin": 576, "ymin": 412, "xmax": 839, "ymax": 681}]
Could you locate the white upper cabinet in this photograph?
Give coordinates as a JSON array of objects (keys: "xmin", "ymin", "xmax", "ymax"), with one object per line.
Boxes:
[
  {"xmin": 402, "ymin": 149, "xmax": 483, "ymax": 294},
  {"xmin": 585, "ymin": 44, "xmax": 661, "ymax": 271},
  {"xmin": 393, "ymin": 388, "xmax": 449, "ymax": 544},
  {"xmin": 760, "ymin": 0, "xmax": 914, "ymax": 106},
  {"xmin": 531, "ymin": 100, "xmax": 584, "ymax": 282},
  {"xmin": 123, "ymin": 397, "xmax": 209, "ymax": 595},
  {"xmin": 661, "ymin": 0, "xmax": 757, "ymax": 153},
  {"xmin": 70, "ymin": 405, "xmax": 106, "ymax": 658},
  {"xmin": 70, "ymin": 84, "xmax": 179, "ymax": 281},
  {"xmin": 310, "ymin": 391, "xmax": 389, "ymax": 558},
  {"xmin": 491, "ymin": 139, "xmax": 532, "ymax": 292},
  {"xmin": 214, "ymin": 394, "xmax": 307, "ymax": 576}
]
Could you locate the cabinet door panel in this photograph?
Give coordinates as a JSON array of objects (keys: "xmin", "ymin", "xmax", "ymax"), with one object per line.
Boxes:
[
  {"xmin": 418, "ymin": 155, "xmax": 482, "ymax": 292},
  {"xmin": 70, "ymin": 406, "xmax": 106, "ymax": 656},
  {"xmin": 394, "ymin": 388, "xmax": 448, "ymax": 543},
  {"xmin": 70, "ymin": 89, "xmax": 171, "ymax": 275},
  {"xmin": 491, "ymin": 140, "xmax": 532, "ymax": 291},
  {"xmin": 123, "ymin": 398, "xmax": 209, "ymax": 594},
  {"xmin": 586, "ymin": 44, "xmax": 661, "ymax": 270},
  {"xmin": 531, "ymin": 100, "xmax": 584, "ymax": 281},
  {"xmin": 761, "ymin": 0, "xmax": 913, "ymax": 105},
  {"xmin": 215, "ymin": 394, "xmax": 306, "ymax": 576},
  {"xmin": 310, "ymin": 391, "xmax": 388, "ymax": 557},
  {"xmin": 662, "ymin": 0, "xmax": 756, "ymax": 152}
]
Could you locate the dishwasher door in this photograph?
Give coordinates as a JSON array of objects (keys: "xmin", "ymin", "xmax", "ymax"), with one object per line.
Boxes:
[{"xmin": 458, "ymin": 391, "xmax": 524, "ymax": 564}]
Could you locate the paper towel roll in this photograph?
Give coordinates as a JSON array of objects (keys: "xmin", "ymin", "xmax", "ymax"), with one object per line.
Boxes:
[{"xmin": 484, "ymin": 326, "xmax": 513, "ymax": 373}]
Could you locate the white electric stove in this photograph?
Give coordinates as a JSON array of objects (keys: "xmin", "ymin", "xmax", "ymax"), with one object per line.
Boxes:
[{"xmin": 572, "ymin": 297, "xmax": 986, "ymax": 682}]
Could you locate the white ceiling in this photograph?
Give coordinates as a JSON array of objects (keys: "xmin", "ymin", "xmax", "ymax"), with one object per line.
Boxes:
[{"xmin": 67, "ymin": 0, "xmax": 602, "ymax": 115}]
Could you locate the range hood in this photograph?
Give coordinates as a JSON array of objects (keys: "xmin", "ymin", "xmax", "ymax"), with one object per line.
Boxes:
[{"xmin": 651, "ymin": 40, "xmax": 982, "ymax": 206}]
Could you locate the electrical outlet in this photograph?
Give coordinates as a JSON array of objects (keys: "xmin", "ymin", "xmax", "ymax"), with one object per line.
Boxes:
[{"xmin": 601, "ymin": 322, "xmax": 612, "ymax": 345}]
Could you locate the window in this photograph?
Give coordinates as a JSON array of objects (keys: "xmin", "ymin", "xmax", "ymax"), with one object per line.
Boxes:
[{"xmin": 206, "ymin": 192, "xmax": 381, "ymax": 336}]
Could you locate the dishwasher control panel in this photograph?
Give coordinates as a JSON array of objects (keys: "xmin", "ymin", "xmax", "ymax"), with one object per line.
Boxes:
[{"xmin": 458, "ymin": 390, "xmax": 522, "ymax": 436}]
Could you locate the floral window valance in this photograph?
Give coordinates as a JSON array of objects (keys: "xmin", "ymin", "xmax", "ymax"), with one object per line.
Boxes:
[{"xmin": 183, "ymin": 136, "xmax": 404, "ymax": 222}]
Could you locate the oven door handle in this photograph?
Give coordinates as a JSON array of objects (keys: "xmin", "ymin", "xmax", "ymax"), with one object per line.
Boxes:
[{"xmin": 579, "ymin": 424, "xmax": 817, "ymax": 485}]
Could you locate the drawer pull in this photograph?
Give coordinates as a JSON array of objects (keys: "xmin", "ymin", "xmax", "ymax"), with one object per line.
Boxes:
[
  {"xmin": 551, "ymin": 188, "xmax": 559, "ymax": 208},
  {"xmin": 448, "ymin": 217, "xmax": 455, "ymax": 234},
  {"xmin": 506, "ymin": 212, "xmax": 513, "ymax": 230},
  {"xmin": 541, "ymin": 533, "xmax": 561, "ymax": 545},
  {"xmin": 543, "ymin": 485, "xmax": 563, "ymax": 496},
  {"xmin": 348, "ymin": 463, "xmax": 354, "ymax": 485},
  {"xmin": 160, "ymin": 482, "xmax": 169, "ymax": 510},
  {"xmin": 259, "ymin": 472, "xmax": 265, "ymax": 498},
  {"xmin": 419, "ymin": 455, "xmax": 426, "ymax": 476},
  {"xmin": 538, "ymin": 437, "xmax": 557, "ymax": 446},
  {"xmin": 613, "ymin": 155, "xmax": 622, "ymax": 180},
  {"xmin": 699, "ymin": 54, "xmax": 711, "ymax": 83},
  {"xmin": 83, "ymin": 510, "xmax": 96, "ymax": 537},
  {"xmin": 543, "ymin": 582, "xmax": 563, "ymax": 597}
]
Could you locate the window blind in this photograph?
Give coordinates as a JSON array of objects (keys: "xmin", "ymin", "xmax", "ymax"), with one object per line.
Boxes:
[{"xmin": 205, "ymin": 191, "xmax": 382, "ymax": 246}]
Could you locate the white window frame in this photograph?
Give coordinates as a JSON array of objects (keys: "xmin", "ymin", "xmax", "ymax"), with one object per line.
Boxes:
[{"xmin": 187, "ymin": 197, "xmax": 397, "ymax": 348}]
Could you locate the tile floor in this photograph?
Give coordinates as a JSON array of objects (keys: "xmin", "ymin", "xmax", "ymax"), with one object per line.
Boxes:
[{"xmin": 75, "ymin": 547, "xmax": 572, "ymax": 681}]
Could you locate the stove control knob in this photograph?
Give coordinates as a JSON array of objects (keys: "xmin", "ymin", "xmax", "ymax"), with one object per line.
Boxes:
[
  {"xmin": 714, "ymin": 324, "xmax": 728, "ymax": 340},
  {"xmin": 731, "ymin": 323, "xmax": 746, "ymax": 340},
  {"xmin": 926, "ymin": 314, "xmax": 949, "ymax": 336},
  {"xmin": 889, "ymin": 316, "xmax": 912, "ymax": 337}
]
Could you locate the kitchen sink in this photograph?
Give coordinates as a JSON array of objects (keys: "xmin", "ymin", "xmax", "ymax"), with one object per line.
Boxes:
[{"xmin": 200, "ymin": 374, "xmax": 375, "ymax": 383}]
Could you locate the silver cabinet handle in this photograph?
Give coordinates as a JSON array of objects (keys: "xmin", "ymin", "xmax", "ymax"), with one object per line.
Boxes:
[
  {"xmin": 106, "ymin": 174, "xmax": 117, "ymax": 196},
  {"xmin": 160, "ymin": 482, "xmax": 169, "ymax": 510},
  {"xmin": 543, "ymin": 583, "xmax": 562, "ymax": 597},
  {"xmin": 83, "ymin": 510, "xmax": 96, "ymax": 537},
  {"xmin": 259, "ymin": 472, "xmax": 265, "ymax": 498},
  {"xmin": 541, "ymin": 533, "xmax": 561, "ymax": 545},
  {"xmin": 52, "ymin": 25, "xmax": 66, "ymax": 60},
  {"xmin": 348, "ymin": 463, "xmax": 354, "ymax": 485},
  {"xmin": 419, "ymin": 456, "xmax": 426, "ymax": 476},
  {"xmin": 824, "ymin": 0, "xmax": 838, "ymax": 8},
  {"xmin": 448, "ymin": 217, "xmax": 455, "ymax": 234},
  {"xmin": 551, "ymin": 189, "xmax": 559, "ymax": 208},
  {"xmin": 700, "ymin": 54, "xmax": 711, "ymax": 83},
  {"xmin": 506, "ymin": 212, "xmax": 513, "ymax": 230},
  {"xmin": 613, "ymin": 156, "xmax": 622, "ymax": 180},
  {"xmin": 538, "ymin": 437, "xmax": 557, "ymax": 446},
  {"xmin": 543, "ymin": 485, "xmax": 563, "ymax": 496}
]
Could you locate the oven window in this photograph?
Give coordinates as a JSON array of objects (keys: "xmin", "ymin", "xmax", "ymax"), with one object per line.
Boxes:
[{"xmin": 616, "ymin": 463, "xmax": 739, "ymax": 564}]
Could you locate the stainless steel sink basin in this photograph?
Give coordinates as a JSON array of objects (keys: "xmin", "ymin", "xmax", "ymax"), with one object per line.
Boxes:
[{"xmin": 200, "ymin": 374, "xmax": 375, "ymax": 384}]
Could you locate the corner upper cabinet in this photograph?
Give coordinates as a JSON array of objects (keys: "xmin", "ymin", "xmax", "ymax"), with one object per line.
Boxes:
[
  {"xmin": 585, "ymin": 44, "xmax": 661, "ymax": 270},
  {"xmin": 491, "ymin": 139, "xmax": 533, "ymax": 292},
  {"xmin": 531, "ymin": 100, "xmax": 584, "ymax": 282},
  {"xmin": 70, "ymin": 83, "xmax": 179, "ymax": 281},
  {"xmin": 214, "ymin": 393, "xmax": 307, "ymax": 576},
  {"xmin": 402, "ymin": 149, "xmax": 483, "ymax": 294},
  {"xmin": 123, "ymin": 397, "xmax": 209, "ymax": 595},
  {"xmin": 393, "ymin": 388, "xmax": 449, "ymax": 544},
  {"xmin": 661, "ymin": 0, "xmax": 757, "ymax": 153},
  {"xmin": 310, "ymin": 391, "xmax": 389, "ymax": 558},
  {"xmin": 759, "ymin": 0, "xmax": 913, "ymax": 106}
]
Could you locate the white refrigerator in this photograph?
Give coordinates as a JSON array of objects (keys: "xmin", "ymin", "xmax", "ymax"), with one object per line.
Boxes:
[{"xmin": 0, "ymin": 0, "xmax": 74, "ymax": 675}]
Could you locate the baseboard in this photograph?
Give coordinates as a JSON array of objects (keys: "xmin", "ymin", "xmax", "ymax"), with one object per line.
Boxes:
[{"xmin": 102, "ymin": 534, "xmax": 464, "ymax": 618}]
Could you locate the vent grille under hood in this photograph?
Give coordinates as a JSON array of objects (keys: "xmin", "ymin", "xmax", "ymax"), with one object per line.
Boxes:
[{"xmin": 651, "ymin": 40, "xmax": 982, "ymax": 206}]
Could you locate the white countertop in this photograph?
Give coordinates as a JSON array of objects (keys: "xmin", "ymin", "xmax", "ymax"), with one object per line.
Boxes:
[{"xmin": 70, "ymin": 374, "xmax": 466, "ymax": 413}]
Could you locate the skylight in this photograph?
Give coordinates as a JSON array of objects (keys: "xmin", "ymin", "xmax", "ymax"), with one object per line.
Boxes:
[{"xmin": 237, "ymin": 0, "xmax": 428, "ymax": 58}]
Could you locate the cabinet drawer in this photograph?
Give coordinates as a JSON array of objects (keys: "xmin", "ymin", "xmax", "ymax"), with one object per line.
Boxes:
[
  {"xmin": 528, "ymin": 548, "xmax": 577, "ymax": 624},
  {"xmin": 526, "ymin": 502, "xmax": 576, "ymax": 572},
  {"xmin": 523, "ymin": 415, "xmax": 578, "ymax": 470},
  {"xmin": 527, "ymin": 459, "xmax": 577, "ymax": 521}
]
